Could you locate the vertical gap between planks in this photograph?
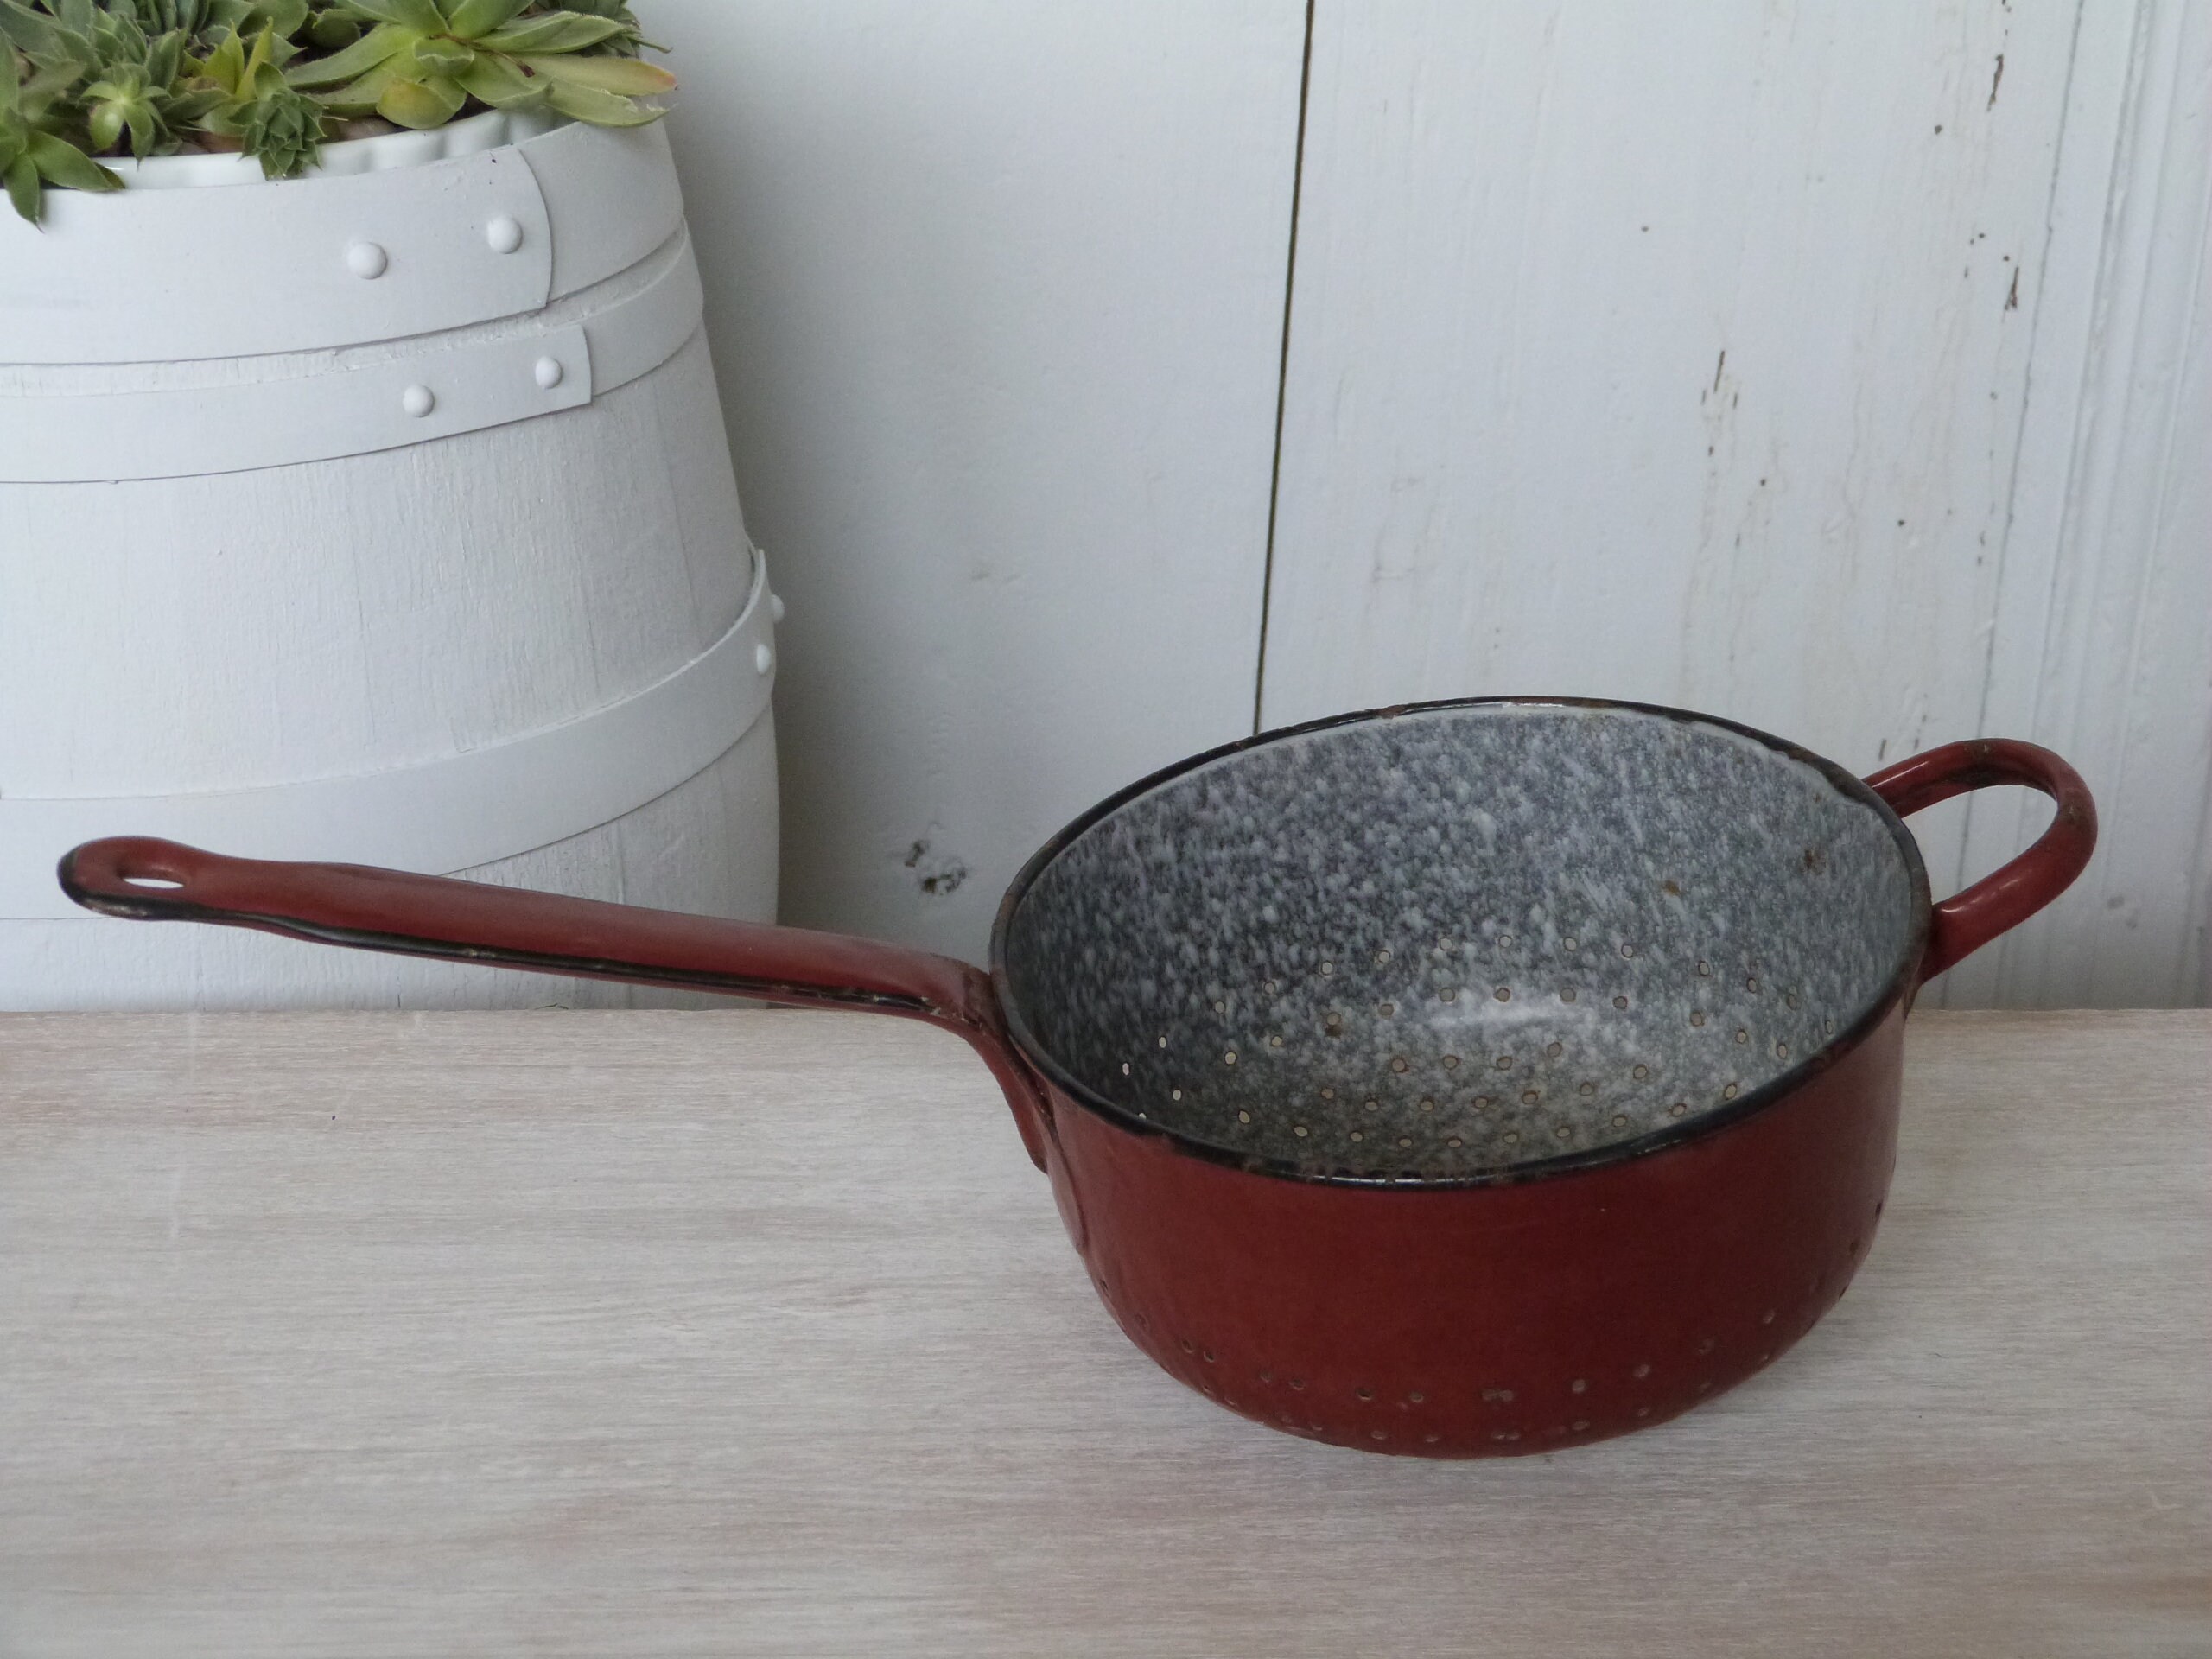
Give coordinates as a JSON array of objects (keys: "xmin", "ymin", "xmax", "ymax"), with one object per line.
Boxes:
[
  {"xmin": 2006, "ymin": 0, "xmax": 2177, "ymax": 1003},
  {"xmin": 1942, "ymin": 0, "xmax": 2098, "ymax": 1008},
  {"xmin": 1252, "ymin": 0, "xmax": 1319, "ymax": 735}
]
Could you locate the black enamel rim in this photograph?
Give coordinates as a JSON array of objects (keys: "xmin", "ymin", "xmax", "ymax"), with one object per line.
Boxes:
[{"xmin": 988, "ymin": 695, "xmax": 1931, "ymax": 1190}]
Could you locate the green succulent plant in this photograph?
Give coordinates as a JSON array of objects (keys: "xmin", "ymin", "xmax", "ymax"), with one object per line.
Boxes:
[
  {"xmin": 0, "ymin": 0, "xmax": 671, "ymax": 222},
  {"xmin": 1, "ymin": 48, "xmax": 120, "ymax": 220},
  {"xmin": 192, "ymin": 19, "xmax": 324, "ymax": 175},
  {"xmin": 287, "ymin": 0, "xmax": 668, "ymax": 131}
]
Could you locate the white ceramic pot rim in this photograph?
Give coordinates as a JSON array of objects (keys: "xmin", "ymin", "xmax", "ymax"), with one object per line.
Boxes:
[{"xmin": 90, "ymin": 106, "xmax": 567, "ymax": 190}]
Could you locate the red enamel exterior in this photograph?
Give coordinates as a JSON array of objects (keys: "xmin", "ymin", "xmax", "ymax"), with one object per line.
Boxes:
[
  {"xmin": 56, "ymin": 707, "xmax": 2094, "ymax": 1460},
  {"xmin": 1033, "ymin": 1000, "xmax": 1904, "ymax": 1455}
]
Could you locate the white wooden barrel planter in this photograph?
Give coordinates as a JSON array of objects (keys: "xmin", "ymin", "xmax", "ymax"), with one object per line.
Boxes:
[{"xmin": 0, "ymin": 113, "xmax": 779, "ymax": 1010}]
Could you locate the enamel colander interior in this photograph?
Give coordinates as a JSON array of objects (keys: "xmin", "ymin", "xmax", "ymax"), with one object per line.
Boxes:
[{"xmin": 999, "ymin": 702, "xmax": 1924, "ymax": 1181}]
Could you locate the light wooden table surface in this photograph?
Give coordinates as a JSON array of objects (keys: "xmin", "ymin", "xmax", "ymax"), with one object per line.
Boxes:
[{"xmin": 1, "ymin": 1009, "xmax": 2204, "ymax": 1657}]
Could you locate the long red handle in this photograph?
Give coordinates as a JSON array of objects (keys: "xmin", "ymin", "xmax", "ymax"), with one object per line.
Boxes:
[
  {"xmin": 58, "ymin": 836, "xmax": 1054, "ymax": 1169},
  {"xmin": 1863, "ymin": 740, "xmax": 2097, "ymax": 983}
]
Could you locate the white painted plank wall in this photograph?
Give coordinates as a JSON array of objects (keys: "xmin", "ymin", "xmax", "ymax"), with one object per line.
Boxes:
[
  {"xmin": 644, "ymin": 2, "xmax": 2204, "ymax": 1006},
  {"xmin": 649, "ymin": 2, "xmax": 1304, "ymax": 963},
  {"xmin": 1948, "ymin": 0, "xmax": 2212, "ymax": 1009},
  {"xmin": 1260, "ymin": 0, "xmax": 2210, "ymax": 1007},
  {"xmin": 1262, "ymin": 1, "xmax": 2066, "ymax": 980}
]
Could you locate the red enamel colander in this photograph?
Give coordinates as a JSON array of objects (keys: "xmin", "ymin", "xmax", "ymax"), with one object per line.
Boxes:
[{"xmin": 60, "ymin": 697, "xmax": 2094, "ymax": 1456}]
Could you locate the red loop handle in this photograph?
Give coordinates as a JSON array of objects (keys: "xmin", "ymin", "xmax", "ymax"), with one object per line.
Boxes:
[{"xmin": 1863, "ymin": 740, "xmax": 2096, "ymax": 983}]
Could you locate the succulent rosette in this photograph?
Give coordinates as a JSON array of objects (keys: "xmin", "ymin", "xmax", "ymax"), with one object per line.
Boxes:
[{"xmin": 0, "ymin": 0, "xmax": 672, "ymax": 220}]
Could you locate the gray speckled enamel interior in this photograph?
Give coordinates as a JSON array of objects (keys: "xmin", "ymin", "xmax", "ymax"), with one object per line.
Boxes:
[{"xmin": 1001, "ymin": 704, "xmax": 1919, "ymax": 1179}]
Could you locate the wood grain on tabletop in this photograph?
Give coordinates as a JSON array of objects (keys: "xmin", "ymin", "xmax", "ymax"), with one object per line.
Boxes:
[{"xmin": 0, "ymin": 1008, "xmax": 2204, "ymax": 1657}]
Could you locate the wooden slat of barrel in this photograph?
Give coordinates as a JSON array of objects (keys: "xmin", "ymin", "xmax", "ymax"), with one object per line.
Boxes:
[
  {"xmin": 7, "ymin": 715, "xmax": 777, "ymax": 1011},
  {"xmin": 0, "ymin": 126, "xmax": 777, "ymax": 1007}
]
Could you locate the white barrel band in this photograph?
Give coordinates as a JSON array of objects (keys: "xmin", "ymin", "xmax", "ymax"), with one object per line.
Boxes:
[
  {"xmin": 0, "ymin": 551, "xmax": 777, "ymax": 920},
  {"xmin": 524, "ymin": 119, "xmax": 688, "ymax": 301},
  {"xmin": 3, "ymin": 145, "xmax": 551, "ymax": 365},
  {"xmin": 0, "ymin": 123, "xmax": 685, "ymax": 366},
  {"xmin": 0, "ymin": 230, "xmax": 704, "ymax": 483}
]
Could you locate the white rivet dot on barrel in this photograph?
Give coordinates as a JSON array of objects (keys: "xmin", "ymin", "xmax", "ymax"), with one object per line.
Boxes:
[
  {"xmin": 401, "ymin": 385, "xmax": 435, "ymax": 418},
  {"xmin": 346, "ymin": 240, "xmax": 388, "ymax": 278},
  {"xmin": 754, "ymin": 642, "xmax": 773, "ymax": 675},
  {"xmin": 534, "ymin": 356, "xmax": 564, "ymax": 390},
  {"xmin": 486, "ymin": 215, "xmax": 524, "ymax": 253},
  {"xmin": 771, "ymin": 592, "xmax": 786, "ymax": 623}
]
